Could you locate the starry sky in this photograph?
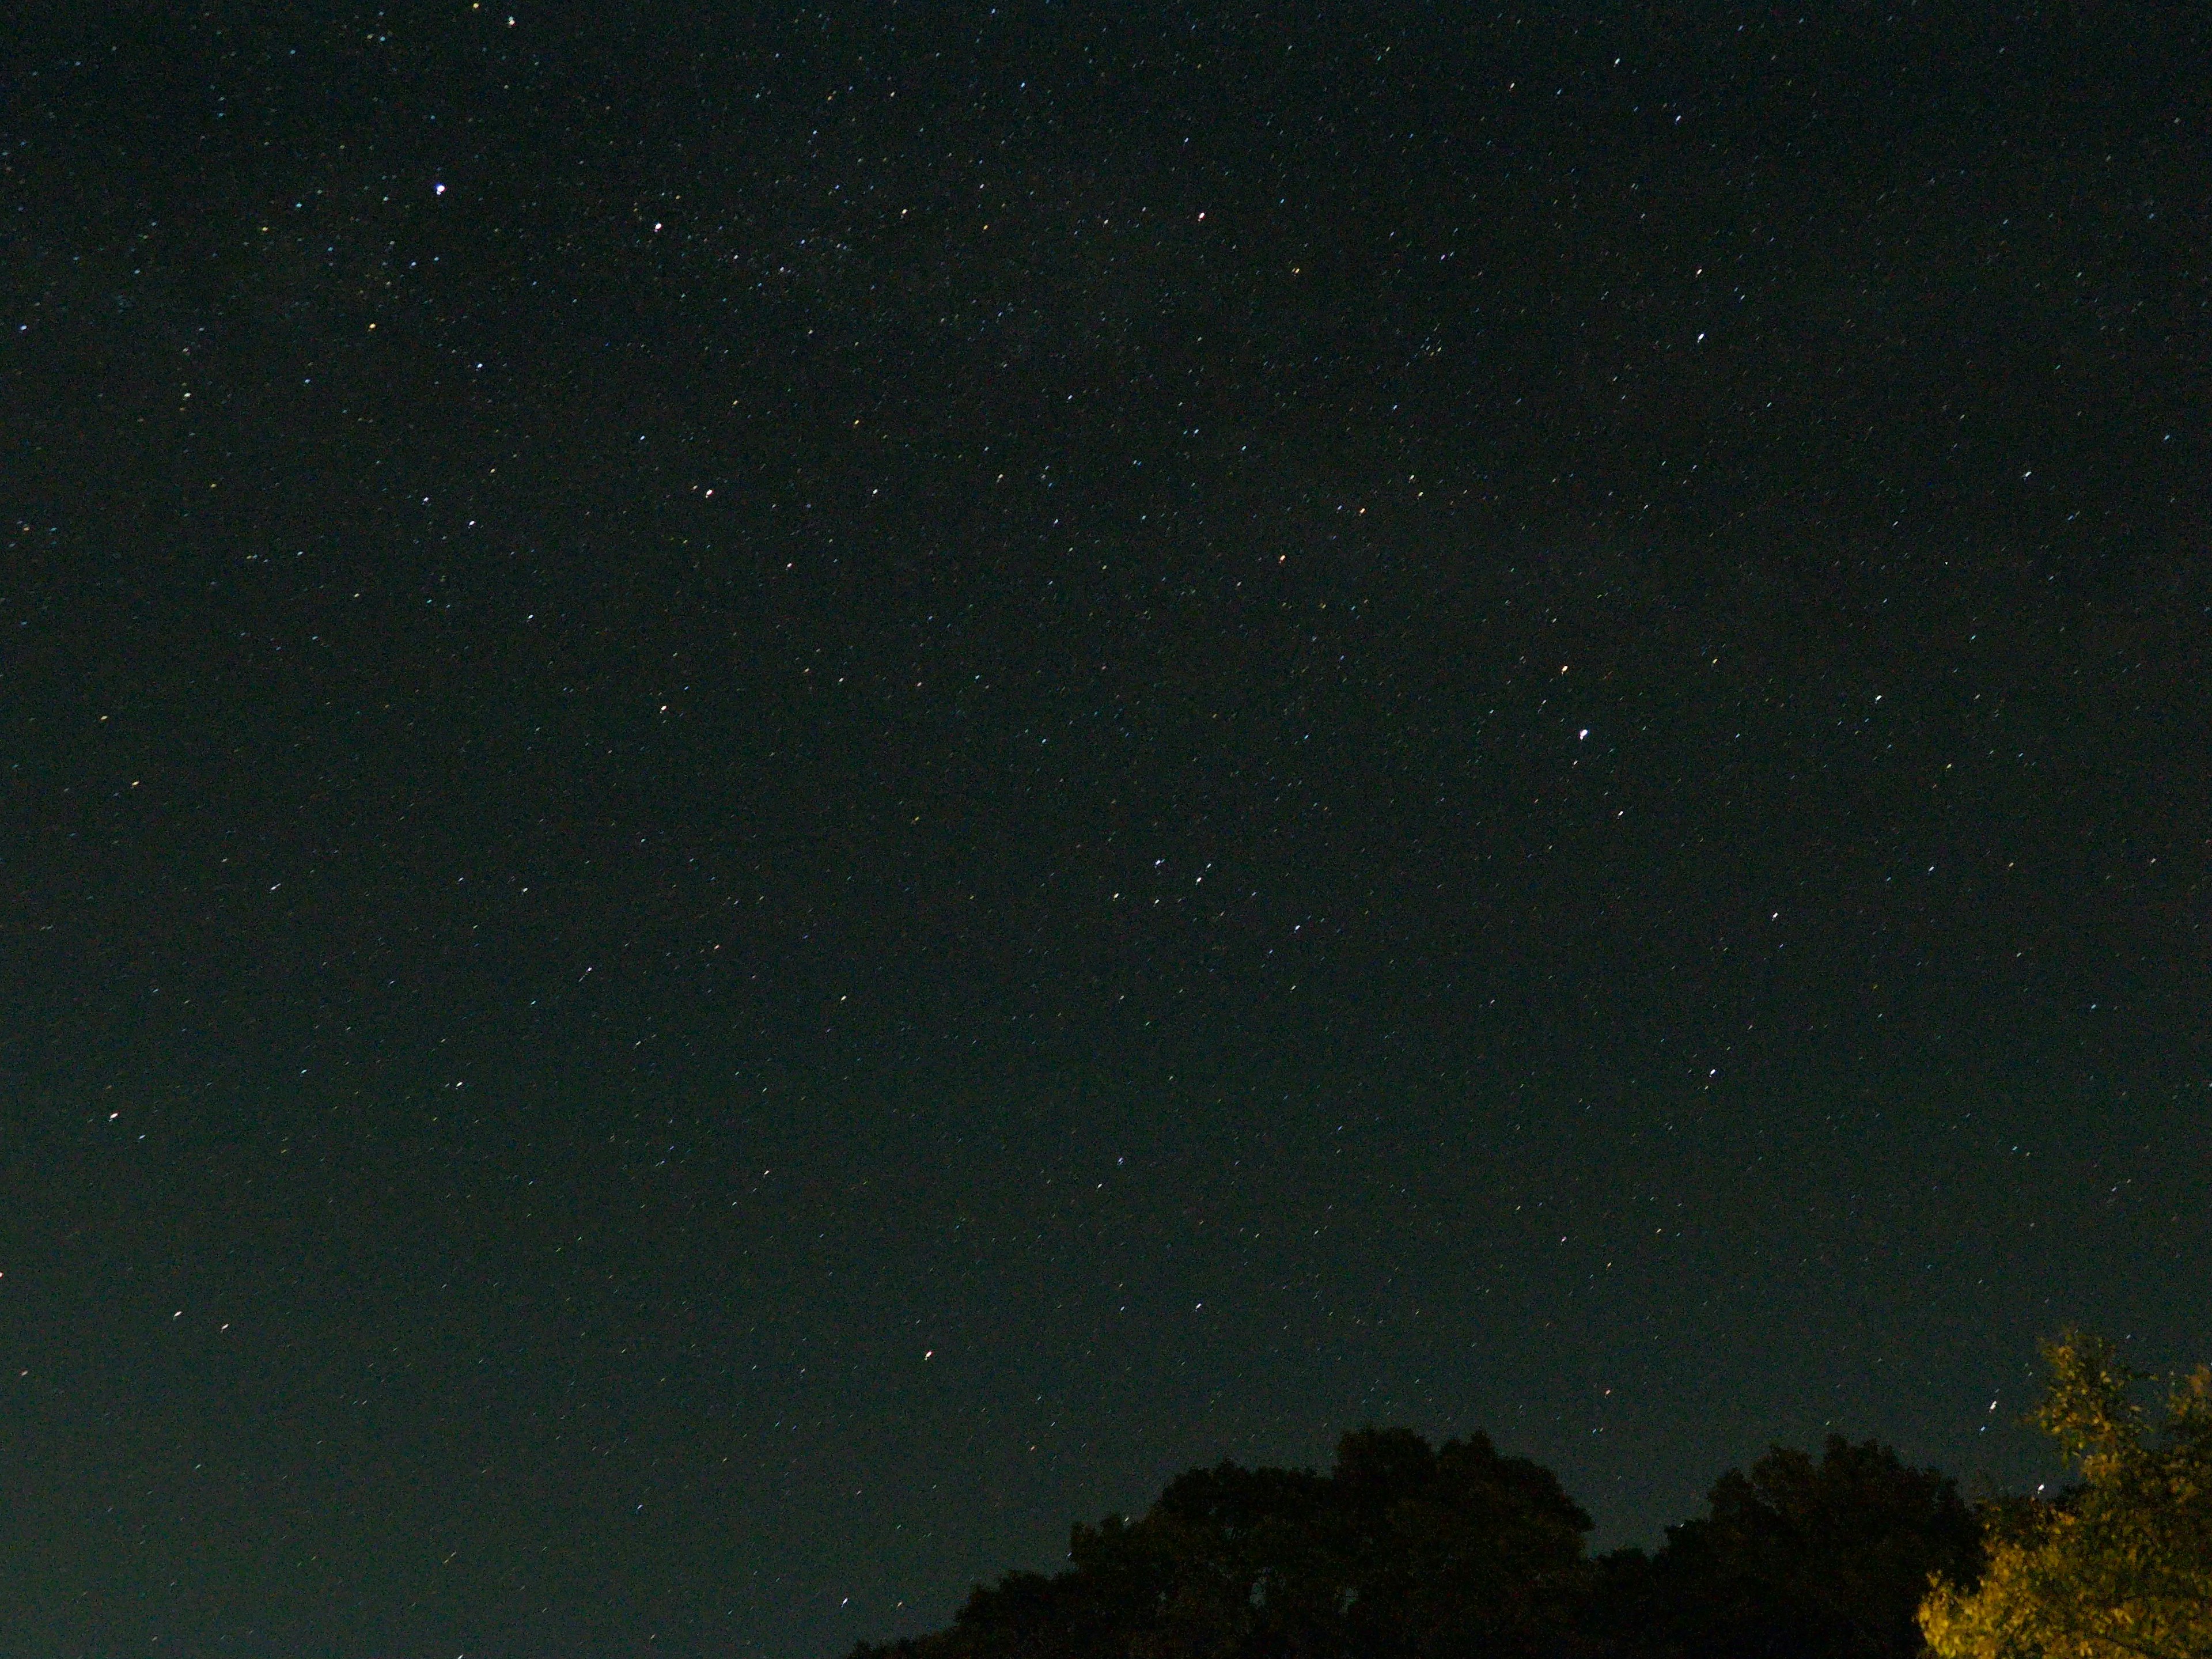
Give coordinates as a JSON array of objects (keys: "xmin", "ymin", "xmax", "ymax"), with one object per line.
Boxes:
[{"xmin": 3, "ymin": 3, "xmax": 2208, "ymax": 1656}]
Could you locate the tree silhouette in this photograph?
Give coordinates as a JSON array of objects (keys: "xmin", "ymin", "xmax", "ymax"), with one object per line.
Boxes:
[
  {"xmin": 1605, "ymin": 1435, "xmax": 1982, "ymax": 1659},
  {"xmin": 851, "ymin": 1426, "xmax": 1988, "ymax": 1659},
  {"xmin": 851, "ymin": 1427, "xmax": 1590, "ymax": 1659}
]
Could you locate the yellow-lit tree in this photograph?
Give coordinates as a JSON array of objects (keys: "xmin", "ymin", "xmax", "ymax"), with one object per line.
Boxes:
[{"xmin": 1921, "ymin": 1331, "xmax": 2212, "ymax": 1659}]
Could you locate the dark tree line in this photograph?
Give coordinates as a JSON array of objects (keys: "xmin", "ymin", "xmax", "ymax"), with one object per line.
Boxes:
[{"xmin": 851, "ymin": 1428, "xmax": 1982, "ymax": 1659}]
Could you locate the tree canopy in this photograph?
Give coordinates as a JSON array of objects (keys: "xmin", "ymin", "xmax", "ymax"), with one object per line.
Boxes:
[
  {"xmin": 852, "ymin": 1426, "xmax": 1978, "ymax": 1659},
  {"xmin": 852, "ymin": 1337, "xmax": 2212, "ymax": 1659},
  {"xmin": 1920, "ymin": 1331, "xmax": 2212, "ymax": 1659},
  {"xmin": 1593, "ymin": 1434, "xmax": 1982, "ymax": 1659},
  {"xmin": 855, "ymin": 1427, "xmax": 1593, "ymax": 1659}
]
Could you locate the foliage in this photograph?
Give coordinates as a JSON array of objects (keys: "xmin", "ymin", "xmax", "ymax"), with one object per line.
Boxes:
[
  {"xmin": 1921, "ymin": 1331, "xmax": 2212, "ymax": 1659},
  {"xmin": 1590, "ymin": 1435, "xmax": 1982, "ymax": 1659},
  {"xmin": 851, "ymin": 1426, "xmax": 1993, "ymax": 1659},
  {"xmin": 850, "ymin": 1427, "xmax": 1593, "ymax": 1659}
]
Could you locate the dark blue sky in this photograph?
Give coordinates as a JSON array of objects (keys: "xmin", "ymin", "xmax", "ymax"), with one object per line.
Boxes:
[{"xmin": 3, "ymin": 3, "xmax": 2207, "ymax": 1656}]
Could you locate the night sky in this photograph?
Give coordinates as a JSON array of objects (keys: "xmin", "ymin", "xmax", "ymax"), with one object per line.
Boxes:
[{"xmin": 4, "ymin": 3, "xmax": 2209, "ymax": 1656}]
